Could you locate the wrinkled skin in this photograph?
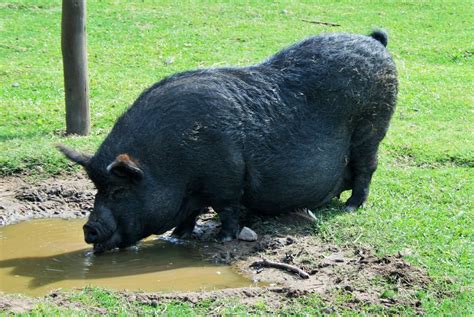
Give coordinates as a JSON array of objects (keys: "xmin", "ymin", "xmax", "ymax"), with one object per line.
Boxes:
[{"xmin": 59, "ymin": 31, "xmax": 398, "ymax": 253}]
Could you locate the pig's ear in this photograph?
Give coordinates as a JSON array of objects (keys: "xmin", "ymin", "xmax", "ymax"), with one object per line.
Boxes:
[
  {"xmin": 106, "ymin": 154, "xmax": 143, "ymax": 182},
  {"xmin": 56, "ymin": 144, "xmax": 91, "ymax": 167}
]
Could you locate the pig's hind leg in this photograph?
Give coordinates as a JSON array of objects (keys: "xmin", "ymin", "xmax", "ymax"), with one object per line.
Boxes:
[
  {"xmin": 344, "ymin": 154, "xmax": 376, "ymax": 211},
  {"xmin": 345, "ymin": 113, "xmax": 392, "ymax": 211},
  {"xmin": 215, "ymin": 205, "xmax": 241, "ymax": 242}
]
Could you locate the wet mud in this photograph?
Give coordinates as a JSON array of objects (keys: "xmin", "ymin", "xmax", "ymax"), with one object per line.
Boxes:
[
  {"xmin": 0, "ymin": 175, "xmax": 431, "ymax": 312},
  {"xmin": 0, "ymin": 175, "xmax": 94, "ymax": 226}
]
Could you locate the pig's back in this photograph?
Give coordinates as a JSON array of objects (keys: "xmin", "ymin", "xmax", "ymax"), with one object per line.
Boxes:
[{"xmin": 106, "ymin": 33, "xmax": 395, "ymax": 212}]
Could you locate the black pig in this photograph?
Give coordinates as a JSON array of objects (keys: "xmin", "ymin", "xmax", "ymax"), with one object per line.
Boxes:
[{"xmin": 59, "ymin": 31, "xmax": 397, "ymax": 252}]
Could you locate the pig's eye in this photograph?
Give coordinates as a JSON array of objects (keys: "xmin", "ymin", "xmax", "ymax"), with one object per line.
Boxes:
[{"xmin": 110, "ymin": 188, "xmax": 127, "ymax": 200}]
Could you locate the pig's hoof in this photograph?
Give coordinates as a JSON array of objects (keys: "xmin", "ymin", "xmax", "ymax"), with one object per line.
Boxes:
[
  {"xmin": 171, "ymin": 228, "xmax": 193, "ymax": 240},
  {"xmin": 344, "ymin": 203, "xmax": 365, "ymax": 212},
  {"xmin": 344, "ymin": 196, "xmax": 363, "ymax": 212},
  {"xmin": 217, "ymin": 231, "xmax": 237, "ymax": 242},
  {"xmin": 344, "ymin": 205, "xmax": 357, "ymax": 212},
  {"xmin": 172, "ymin": 232, "xmax": 193, "ymax": 239}
]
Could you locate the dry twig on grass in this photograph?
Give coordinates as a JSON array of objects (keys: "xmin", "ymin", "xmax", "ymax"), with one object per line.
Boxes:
[{"xmin": 301, "ymin": 19, "xmax": 341, "ymax": 27}]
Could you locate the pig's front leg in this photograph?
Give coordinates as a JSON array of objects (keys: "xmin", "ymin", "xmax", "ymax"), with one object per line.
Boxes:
[
  {"xmin": 172, "ymin": 208, "xmax": 203, "ymax": 239},
  {"xmin": 216, "ymin": 206, "xmax": 240, "ymax": 242}
]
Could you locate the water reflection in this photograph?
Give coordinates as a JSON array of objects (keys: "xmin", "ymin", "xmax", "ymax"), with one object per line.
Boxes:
[
  {"xmin": 1, "ymin": 240, "xmax": 203, "ymax": 288},
  {"xmin": 0, "ymin": 219, "xmax": 251, "ymax": 295}
]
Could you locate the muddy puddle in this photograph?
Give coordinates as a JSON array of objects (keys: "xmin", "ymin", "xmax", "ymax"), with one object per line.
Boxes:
[
  {"xmin": 0, "ymin": 219, "xmax": 253, "ymax": 296},
  {"xmin": 0, "ymin": 177, "xmax": 433, "ymax": 312}
]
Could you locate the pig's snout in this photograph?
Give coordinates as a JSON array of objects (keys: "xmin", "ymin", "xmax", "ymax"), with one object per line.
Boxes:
[
  {"xmin": 83, "ymin": 223, "xmax": 100, "ymax": 244},
  {"xmin": 83, "ymin": 206, "xmax": 117, "ymax": 246}
]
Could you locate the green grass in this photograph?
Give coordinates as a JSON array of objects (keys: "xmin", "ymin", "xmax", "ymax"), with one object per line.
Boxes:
[
  {"xmin": 316, "ymin": 165, "xmax": 473, "ymax": 315},
  {"xmin": 7, "ymin": 287, "xmax": 420, "ymax": 316},
  {"xmin": 0, "ymin": 0, "xmax": 473, "ymax": 315}
]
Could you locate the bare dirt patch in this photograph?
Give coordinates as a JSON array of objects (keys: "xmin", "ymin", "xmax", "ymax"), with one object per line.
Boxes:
[
  {"xmin": 0, "ymin": 295, "xmax": 37, "ymax": 314},
  {"xmin": 176, "ymin": 212, "xmax": 429, "ymax": 311},
  {"xmin": 0, "ymin": 175, "xmax": 430, "ymax": 313},
  {"xmin": 0, "ymin": 174, "xmax": 94, "ymax": 226}
]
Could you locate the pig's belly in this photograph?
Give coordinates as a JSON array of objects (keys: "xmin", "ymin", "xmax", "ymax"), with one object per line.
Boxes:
[{"xmin": 242, "ymin": 142, "xmax": 348, "ymax": 213}]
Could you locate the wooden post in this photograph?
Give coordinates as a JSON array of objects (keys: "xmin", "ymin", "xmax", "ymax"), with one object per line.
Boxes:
[{"xmin": 61, "ymin": 0, "xmax": 90, "ymax": 135}]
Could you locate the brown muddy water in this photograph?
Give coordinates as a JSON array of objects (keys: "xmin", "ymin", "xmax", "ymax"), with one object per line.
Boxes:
[{"xmin": 0, "ymin": 219, "xmax": 252, "ymax": 296}]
